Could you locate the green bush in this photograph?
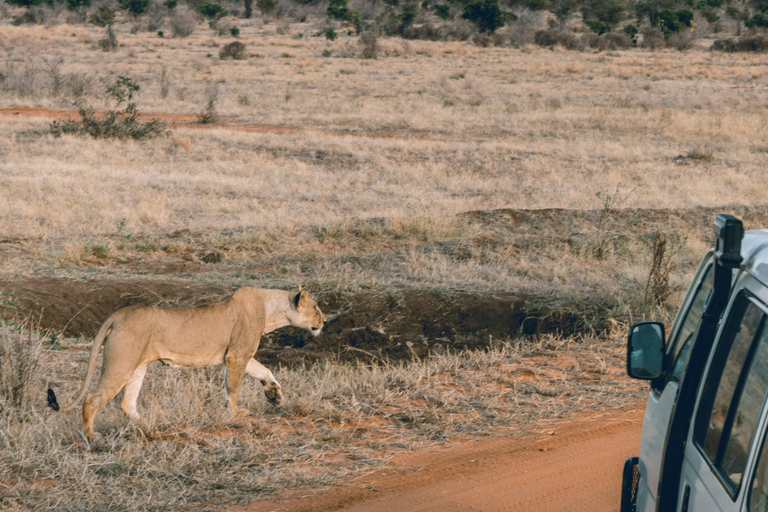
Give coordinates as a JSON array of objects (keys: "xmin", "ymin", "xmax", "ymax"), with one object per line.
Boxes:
[
  {"xmin": 256, "ymin": 0, "xmax": 277, "ymax": 13},
  {"xmin": 433, "ymin": 3, "xmax": 450, "ymax": 19},
  {"xmin": 327, "ymin": 0, "xmax": 348, "ymax": 19},
  {"xmin": 461, "ymin": 0, "xmax": 505, "ymax": 33},
  {"xmin": 164, "ymin": 0, "xmax": 177, "ymax": 8},
  {"xmin": 656, "ymin": 8, "xmax": 693, "ymax": 35},
  {"xmin": 65, "ymin": 0, "xmax": 91, "ymax": 11},
  {"xmin": 199, "ymin": 1, "xmax": 228, "ymax": 24},
  {"xmin": 49, "ymin": 76, "xmax": 167, "ymax": 140},
  {"xmin": 324, "ymin": 27, "xmax": 338, "ymax": 39},
  {"xmin": 119, "ymin": 0, "xmax": 150, "ymax": 15},
  {"xmin": 585, "ymin": 19, "xmax": 610, "ymax": 34},
  {"xmin": 746, "ymin": 13, "xmax": 768, "ymax": 27},
  {"xmin": 623, "ymin": 22, "xmax": 638, "ymax": 44},
  {"xmin": 230, "ymin": 26, "xmax": 240, "ymax": 36}
]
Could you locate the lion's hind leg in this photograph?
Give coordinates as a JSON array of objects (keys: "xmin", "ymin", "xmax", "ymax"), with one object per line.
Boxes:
[
  {"xmin": 83, "ymin": 353, "xmax": 145, "ymax": 439},
  {"xmin": 245, "ymin": 359, "xmax": 283, "ymax": 407}
]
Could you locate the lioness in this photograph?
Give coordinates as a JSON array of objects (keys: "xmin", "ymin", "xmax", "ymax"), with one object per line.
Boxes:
[{"xmin": 52, "ymin": 287, "xmax": 325, "ymax": 439}]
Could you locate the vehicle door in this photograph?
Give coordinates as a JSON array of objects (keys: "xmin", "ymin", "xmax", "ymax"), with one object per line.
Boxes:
[
  {"xmin": 635, "ymin": 255, "xmax": 714, "ymax": 512},
  {"xmin": 681, "ymin": 276, "xmax": 768, "ymax": 512}
]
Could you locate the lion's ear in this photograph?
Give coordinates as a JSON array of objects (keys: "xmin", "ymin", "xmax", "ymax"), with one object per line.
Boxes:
[{"xmin": 294, "ymin": 290, "xmax": 308, "ymax": 308}]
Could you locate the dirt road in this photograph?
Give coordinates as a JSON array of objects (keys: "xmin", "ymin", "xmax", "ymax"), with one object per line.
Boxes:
[{"xmin": 239, "ymin": 407, "xmax": 644, "ymax": 512}]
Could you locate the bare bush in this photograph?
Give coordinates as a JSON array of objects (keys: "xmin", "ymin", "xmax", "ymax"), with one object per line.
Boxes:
[
  {"xmin": 592, "ymin": 32, "xmax": 633, "ymax": 50},
  {"xmin": 219, "ymin": 40, "xmax": 246, "ymax": 60},
  {"xmin": 473, "ymin": 32, "xmax": 493, "ymax": 47},
  {"xmin": 667, "ymin": 31, "xmax": 694, "ymax": 51},
  {"xmin": 534, "ymin": 29, "xmax": 585, "ymax": 50},
  {"xmin": 640, "ymin": 27, "xmax": 665, "ymax": 49},
  {"xmin": 403, "ymin": 22, "xmax": 444, "ymax": 40},
  {"xmin": 147, "ymin": 0, "xmax": 166, "ymax": 32},
  {"xmin": 359, "ymin": 30, "xmax": 380, "ymax": 59},
  {"xmin": 170, "ymin": 6, "xmax": 198, "ymax": 38},
  {"xmin": 445, "ymin": 19, "xmax": 475, "ymax": 41},
  {"xmin": 198, "ymin": 82, "xmax": 219, "ymax": 123},
  {"xmin": 712, "ymin": 35, "xmax": 768, "ymax": 52},
  {"xmin": 0, "ymin": 324, "xmax": 42, "ymax": 413}
]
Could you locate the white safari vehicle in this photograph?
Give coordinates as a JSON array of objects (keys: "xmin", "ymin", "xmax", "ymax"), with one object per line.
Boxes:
[{"xmin": 622, "ymin": 214, "xmax": 768, "ymax": 512}]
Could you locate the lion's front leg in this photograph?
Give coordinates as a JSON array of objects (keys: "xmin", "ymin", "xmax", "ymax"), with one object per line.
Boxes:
[
  {"xmin": 224, "ymin": 352, "xmax": 250, "ymax": 416},
  {"xmin": 246, "ymin": 359, "xmax": 283, "ymax": 407}
]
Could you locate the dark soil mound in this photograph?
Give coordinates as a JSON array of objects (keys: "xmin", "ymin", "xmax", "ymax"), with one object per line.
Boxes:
[{"xmin": 0, "ymin": 277, "xmax": 584, "ymax": 366}]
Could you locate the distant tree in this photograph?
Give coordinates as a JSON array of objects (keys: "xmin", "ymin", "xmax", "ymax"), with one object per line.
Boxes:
[
  {"xmin": 746, "ymin": 12, "xmax": 768, "ymax": 26},
  {"xmin": 551, "ymin": 0, "xmax": 580, "ymax": 26},
  {"xmin": 635, "ymin": 0, "xmax": 676, "ymax": 24},
  {"xmin": 623, "ymin": 22, "xmax": 638, "ymax": 43},
  {"xmin": 585, "ymin": 18, "xmax": 610, "ymax": 33},
  {"xmin": 66, "ymin": 0, "xmax": 91, "ymax": 11},
  {"xmin": 462, "ymin": 0, "xmax": 506, "ymax": 33},
  {"xmin": 119, "ymin": 0, "xmax": 150, "ymax": 15},
  {"xmin": 4, "ymin": 0, "xmax": 51, "ymax": 7},
  {"xmin": 90, "ymin": 3, "xmax": 117, "ymax": 48},
  {"xmin": 433, "ymin": 2, "xmax": 450, "ymax": 19},
  {"xmin": 726, "ymin": 6, "xmax": 750, "ymax": 34},
  {"xmin": 199, "ymin": 1, "xmax": 228, "ymax": 25},
  {"xmin": 656, "ymin": 8, "xmax": 693, "ymax": 35},
  {"xmin": 581, "ymin": 0, "xmax": 626, "ymax": 30},
  {"xmin": 243, "ymin": 0, "xmax": 252, "ymax": 17},
  {"xmin": 327, "ymin": 0, "xmax": 348, "ymax": 19}
]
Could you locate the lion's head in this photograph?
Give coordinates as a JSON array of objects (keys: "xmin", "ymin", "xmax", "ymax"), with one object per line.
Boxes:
[{"xmin": 288, "ymin": 289, "xmax": 326, "ymax": 336}]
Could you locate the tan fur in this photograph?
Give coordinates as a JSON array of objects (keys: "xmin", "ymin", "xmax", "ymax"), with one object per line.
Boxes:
[{"xmin": 60, "ymin": 287, "xmax": 325, "ymax": 439}]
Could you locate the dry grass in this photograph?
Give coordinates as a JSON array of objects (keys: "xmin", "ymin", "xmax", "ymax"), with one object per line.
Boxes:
[
  {"xmin": 0, "ymin": 323, "xmax": 644, "ymax": 511},
  {"xmin": 3, "ymin": 30, "xmax": 768, "ymax": 316}
]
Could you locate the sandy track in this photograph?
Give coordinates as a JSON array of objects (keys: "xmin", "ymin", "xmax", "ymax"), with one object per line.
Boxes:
[{"xmin": 239, "ymin": 407, "xmax": 644, "ymax": 512}]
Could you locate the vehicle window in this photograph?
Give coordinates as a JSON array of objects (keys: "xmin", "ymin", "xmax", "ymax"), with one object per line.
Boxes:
[
  {"xmin": 749, "ymin": 426, "xmax": 768, "ymax": 511},
  {"xmin": 694, "ymin": 293, "xmax": 768, "ymax": 491},
  {"xmin": 668, "ymin": 265, "xmax": 714, "ymax": 382}
]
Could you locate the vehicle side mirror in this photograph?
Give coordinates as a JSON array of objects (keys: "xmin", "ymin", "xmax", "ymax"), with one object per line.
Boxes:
[{"xmin": 627, "ymin": 321, "xmax": 666, "ymax": 380}]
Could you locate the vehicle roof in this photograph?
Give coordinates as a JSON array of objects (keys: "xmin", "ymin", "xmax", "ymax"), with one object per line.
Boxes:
[{"xmin": 742, "ymin": 229, "xmax": 768, "ymax": 285}]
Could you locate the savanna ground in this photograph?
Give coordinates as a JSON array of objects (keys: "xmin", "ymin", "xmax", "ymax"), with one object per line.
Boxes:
[{"xmin": 3, "ymin": 12, "xmax": 768, "ymax": 512}]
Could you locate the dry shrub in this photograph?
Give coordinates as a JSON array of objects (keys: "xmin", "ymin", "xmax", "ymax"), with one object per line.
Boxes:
[
  {"xmin": 198, "ymin": 82, "xmax": 219, "ymax": 123},
  {"xmin": 444, "ymin": 19, "xmax": 475, "ymax": 41},
  {"xmin": 667, "ymin": 31, "xmax": 694, "ymax": 51},
  {"xmin": 403, "ymin": 22, "xmax": 445, "ymax": 41},
  {"xmin": 0, "ymin": 324, "xmax": 42, "ymax": 413},
  {"xmin": 595, "ymin": 32, "xmax": 633, "ymax": 50},
  {"xmin": 644, "ymin": 232, "xmax": 672, "ymax": 306},
  {"xmin": 359, "ymin": 31, "xmax": 380, "ymax": 59},
  {"xmin": 640, "ymin": 27, "xmax": 665, "ymax": 49},
  {"xmin": 473, "ymin": 32, "xmax": 493, "ymax": 47},
  {"xmin": 534, "ymin": 29, "xmax": 585, "ymax": 50},
  {"xmin": 219, "ymin": 40, "xmax": 246, "ymax": 60},
  {"xmin": 170, "ymin": 6, "xmax": 197, "ymax": 38},
  {"xmin": 712, "ymin": 36, "xmax": 768, "ymax": 52},
  {"xmin": 508, "ymin": 26, "xmax": 536, "ymax": 47}
]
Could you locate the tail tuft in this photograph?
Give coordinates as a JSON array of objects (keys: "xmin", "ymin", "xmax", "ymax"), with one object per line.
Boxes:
[{"xmin": 47, "ymin": 388, "xmax": 60, "ymax": 411}]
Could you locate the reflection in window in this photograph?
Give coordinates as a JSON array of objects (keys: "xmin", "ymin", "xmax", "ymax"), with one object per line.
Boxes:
[
  {"xmin": 669, "ymin": 266, "xmax": 713, "ymax": 382},
  {"xmin": 694, "ymin": 294, "xmax": 768, "ymax": 492}
]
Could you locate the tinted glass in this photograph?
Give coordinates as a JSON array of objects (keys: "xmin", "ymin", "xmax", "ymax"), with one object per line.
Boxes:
[
  {"xmin": 694, "ymin": 294, "xmax": 768, "ymax": 491},
  {"xmin": 750, "ymin": 427, "xmax": 768, "ymax": 511},
  {"xmin": 669, "ymin": 265, "xmax": 713, "ymax": 382},
  {"xmin": 722, "ymin": 325, "xmax": 768, "ymax": 485}
]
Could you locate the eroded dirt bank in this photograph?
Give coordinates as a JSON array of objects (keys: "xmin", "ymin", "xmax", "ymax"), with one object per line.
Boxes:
[
  {"xmin": 0, "ymin": 277, "xmax": 583, "ymax": 366},
  {"xmin": 239, "ymin": 407, "xmax": 644, "ymax": 512}
]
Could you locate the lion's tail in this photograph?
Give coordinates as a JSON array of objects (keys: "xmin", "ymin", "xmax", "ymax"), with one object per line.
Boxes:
[{"xmin": 51, "ymin": 315, "xmax": 117, "ymax": 413}]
